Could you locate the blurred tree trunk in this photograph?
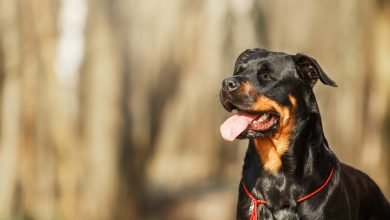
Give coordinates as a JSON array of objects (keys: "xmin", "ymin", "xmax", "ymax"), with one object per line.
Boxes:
[
  {"xmin": 0, "ymin": 0, "xmax": 61, "ymax": 219},
  {"xmin": 78, "ymin": 0, "xmax": 123, "ymax": 219},
  {"xmin": 0, "ymin": 0, "xmax": 21, "ymax": 218},
  {"xmin": 0, "ymin": 0, "xmax": 138, "ymax": 219},
  {"xmin": 361, "ymin": 0, "xmax": 390, "ymax": 196}
]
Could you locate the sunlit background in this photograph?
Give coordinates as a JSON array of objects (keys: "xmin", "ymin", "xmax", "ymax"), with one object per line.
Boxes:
[{"xmin": 0, "ymin": 0, "xmax": 389, "ymax": 219}]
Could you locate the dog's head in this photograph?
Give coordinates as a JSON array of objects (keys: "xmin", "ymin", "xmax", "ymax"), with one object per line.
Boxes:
[{"xmin": 220, "ymin": 48, "xmax": 337, "ymax": 141}]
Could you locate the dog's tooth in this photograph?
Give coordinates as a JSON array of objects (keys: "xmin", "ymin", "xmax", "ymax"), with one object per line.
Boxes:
[{"xmin": 258, "ymin": 113, "xmax": 269, "ymax": 122}]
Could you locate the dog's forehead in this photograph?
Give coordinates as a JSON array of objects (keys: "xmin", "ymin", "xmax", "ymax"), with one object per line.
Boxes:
[
  {"xmin": 251, "ymin": 53, "xmax": 293, "ymax": 66},
  {"xmin": 234, "ymin": 52, "xmax": 295, "ymax": 75}
]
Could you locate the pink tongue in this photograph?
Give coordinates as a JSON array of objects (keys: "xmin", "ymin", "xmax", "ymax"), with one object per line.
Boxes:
[{"xmin": 220, "ymin": 112, "xmax": 258, "ymax": 141}]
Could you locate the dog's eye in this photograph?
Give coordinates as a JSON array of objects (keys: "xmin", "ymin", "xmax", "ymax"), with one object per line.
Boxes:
[
  {"xmin": 258, "ymin": 73, "xmax": 273, "ymax": 81},
  {"xmin": 257, "ymin": 64, "xmax": 273, "ymax": 81},
  {"xmin": 261, "ymin": 74, "xmax": 272, "ymax": 80}
]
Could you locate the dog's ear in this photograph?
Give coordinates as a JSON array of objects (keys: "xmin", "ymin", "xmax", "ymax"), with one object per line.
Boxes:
[{"xmin": 294, "ymin": 53, "xmax": 337, "ymax": 87}]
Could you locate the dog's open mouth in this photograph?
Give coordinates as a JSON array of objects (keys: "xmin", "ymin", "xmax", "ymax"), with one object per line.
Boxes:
[{"xmin": 220, "ymin": 111, "xmax": 280, "ymax": 141}]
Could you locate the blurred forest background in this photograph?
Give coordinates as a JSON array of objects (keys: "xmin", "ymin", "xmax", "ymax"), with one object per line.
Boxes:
[{"xmin": 0, "ymin": 0, "xmax": 389, "ymax": 219}]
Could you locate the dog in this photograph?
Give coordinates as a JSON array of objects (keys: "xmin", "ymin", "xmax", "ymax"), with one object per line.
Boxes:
[{"xmin": 219, "ymin": 48, "xmax": 390, "ymax": 219}]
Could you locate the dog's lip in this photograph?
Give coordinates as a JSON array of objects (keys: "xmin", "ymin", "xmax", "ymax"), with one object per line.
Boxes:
[
  {"xmin": 246, "ymin": 113, "xmax": 279, "ymax": 133},
  {"xmin": 237, "ymin": 113, "xmax": 280, "ymax": 139},
  {"xmin": 222, "ymin": 100, "xmax": 235, "ymax": 112},
  {"xmin": 245, "ymin": 111, "xmax": 279, "ymax": 131}
]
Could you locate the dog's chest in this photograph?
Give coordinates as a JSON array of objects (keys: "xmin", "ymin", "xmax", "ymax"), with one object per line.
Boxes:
[
  {"xmin": 253, "ymin": 180, "xmax": 300, "ymax": 209},
  {"xmin": 238, "ymin": 178, "xmax": 304, "ymax": 219}
]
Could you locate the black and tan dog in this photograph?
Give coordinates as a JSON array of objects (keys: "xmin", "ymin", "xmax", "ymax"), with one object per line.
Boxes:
[{"xmin": 219, "ymin": 48, "xmax": 390, "ymax": 219}]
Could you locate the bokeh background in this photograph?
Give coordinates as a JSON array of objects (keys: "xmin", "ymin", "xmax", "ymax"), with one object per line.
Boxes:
[{"xmin": 0, "ymin": 0, "xmax": 389, "ymax": 219}]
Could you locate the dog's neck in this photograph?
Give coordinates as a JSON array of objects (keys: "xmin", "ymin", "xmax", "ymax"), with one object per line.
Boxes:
[{"xmin": 242, "ymin": 111, "xmax": 335, "ymax": 188}]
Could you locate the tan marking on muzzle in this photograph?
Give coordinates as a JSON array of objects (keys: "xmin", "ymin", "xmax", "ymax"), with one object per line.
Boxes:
[
  {"xmin": 252, "ymin": 95, "xmax": 296, "ymax": 174},
  {"xmin": 240, "ymin": 82, "xmax": 257, "ymax": 97},
  {"xmin": 288, "ymin": 94, "xmax": 297, "ymax": 109}
]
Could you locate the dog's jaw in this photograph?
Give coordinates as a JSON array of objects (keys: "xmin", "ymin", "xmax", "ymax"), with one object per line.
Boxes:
[{"xmin": 252, "ymin": 94, "xmax": 297, "ymax": 174}]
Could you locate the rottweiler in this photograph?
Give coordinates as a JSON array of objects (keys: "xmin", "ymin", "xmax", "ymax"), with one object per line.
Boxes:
[{"xmin": 219, "ymin": 48, "xmax": 390, "ymax": 219}]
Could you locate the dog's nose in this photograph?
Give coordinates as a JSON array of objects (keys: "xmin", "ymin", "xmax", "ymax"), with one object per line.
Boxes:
[{"xmin": 222, "ymin": 77, "xmax": 240, "ymax": 92}]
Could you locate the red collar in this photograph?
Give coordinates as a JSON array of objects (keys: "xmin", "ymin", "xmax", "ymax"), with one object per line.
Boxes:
[{"xmin": 241, "ymin": 166, "xmax": 334, "ymax": 220}]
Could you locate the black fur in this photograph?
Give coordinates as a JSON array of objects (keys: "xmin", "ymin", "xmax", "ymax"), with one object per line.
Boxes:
[{"xmin": 220, "ymin": 48, "xmax": 390, "ymax": 219}]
